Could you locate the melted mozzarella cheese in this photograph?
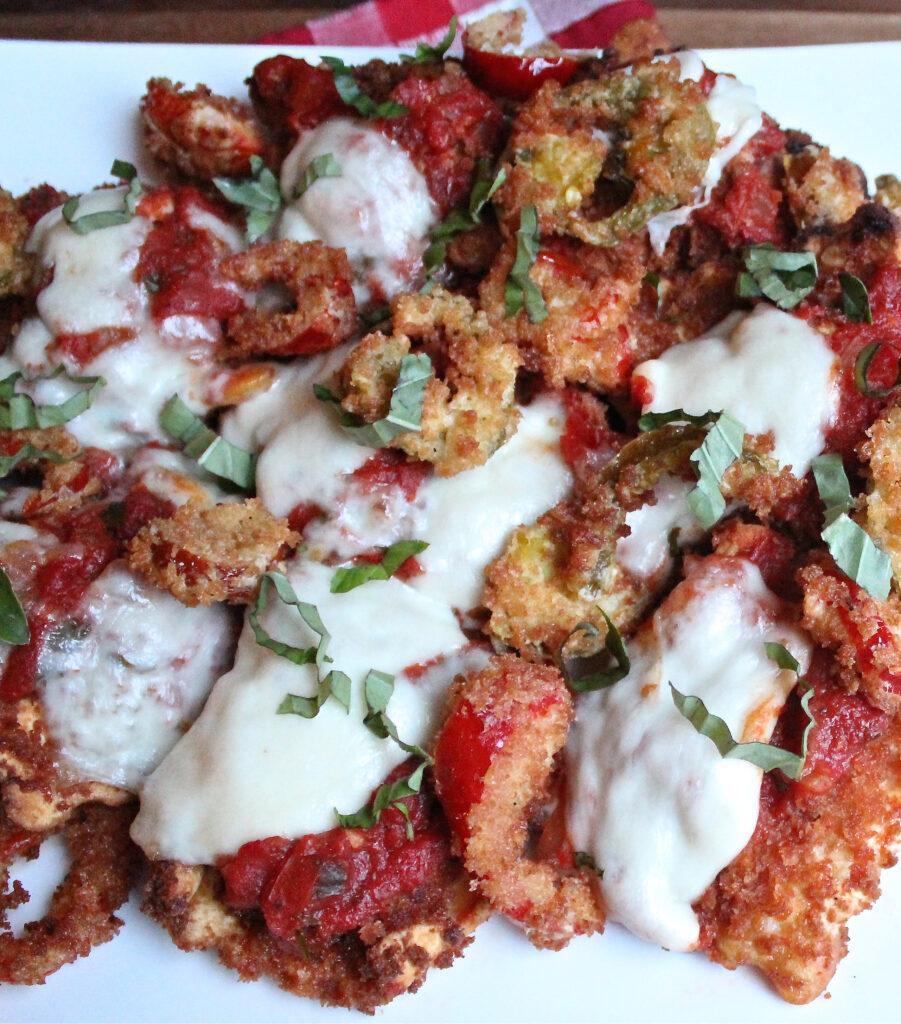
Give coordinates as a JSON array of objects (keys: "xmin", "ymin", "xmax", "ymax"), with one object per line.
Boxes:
[
  {"xmin": 616, "ymin": 475, "xmax": 704, "ymax": 579},
  {"xmin": 40, "ymin": 561, "xmax": 234, "ymax": 791},
  {"xmin": 566, "ymin": 556, "xmax": 809, "ymax": 951},
  {"xmin": 130, "ymin": 560, "xmax": 470, "ymax": 864},
  {"xmin": 633, "ymin": 306, "xmax": 838, "ymax": 475},
  {"xmin": 279, "ymin": 118, "xmax": 437, "ymax": 303},
  {"xmin": 2, "ymin": 190, "xmax": 239, "ymax": 457}
]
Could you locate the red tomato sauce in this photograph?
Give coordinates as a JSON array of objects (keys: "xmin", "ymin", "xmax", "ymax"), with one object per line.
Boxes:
[{"xmin": 351, "ymin": 450, "xmax": 430, "ymax": 502}]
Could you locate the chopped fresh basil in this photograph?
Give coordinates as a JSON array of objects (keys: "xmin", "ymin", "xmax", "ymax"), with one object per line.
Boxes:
[
  {"xmin": 0, "ymin": 566, "xmax": 30, "ymax": 646},
  {"xmin": 822, "ymin": 514, "xmax": 892, "ymax": 600},
  {"xmin": 330, "ymin": 539, "xmax": 429, "ymax": 593},
  {"xmin": 839, "ymin": 272, "xmax": 872, "ymax": 323},
  {"xmin": 400, "ymin": 16, "xmax": 457, "ymax": 63},
  {"xmin": 361, "ymin": 669, "xmax": 431, "ymax": 760},
  {"xmin": 213, "ymin": 154, "xmax": 282, "ymax": 243},
  {"xmin": 62, "ymin": 159, "xmax": 142, "ymax": 235},
  {"xmin": 561, "ymin": 610, "xmax": 630, "ymax": 692},
  {"xmin": 160, "ymin": 394, "xmax": 256, "ymax": 490},
  {"xmin": 0, "ymin": 443, "xmax": 69, "ymax": 479},
  {"xmin": 736, "ymin": 244, "xmax": 817, "ymax": 310},
  {"xmin": 321, "ymin": 57, "xmax": 408, "ymax": 119},
  {"xmin": 423, "ymin": 167, "xmax": 506, "ymax": 280},
  {"xmin": 0, "ymin": 370, "xmax": 104, "ymax": 430},
  {"xmin": 853, "ymin": 342, "xmax": 901, "ymax": 398},
  {"xmin": 637, "ymin": 408, "xmax": 720, "ymax": 432},
  {"xmin": 811, "ymin": 453, "xmax": 892, "ymax": 599},
  {"xmin": 335, "ymin": 763, "xmax": 427, "ymax": 837},
  {"xmin": 505, "ymin": 205, "xmax": 547, "ymax": 322},
  {"xmin": 314, "ymin": 351, "xmax": 433, "ymax": 447},
  {"xmin": 251, "ymin": 571, "xmax": 351, "ymax": 718},
  {"xmin": 573, "ymin": 851, "xmax": 604, "ymax": 878},
  {"xmin": 670, "ymin": 675, "xmax": 814, "ymax": 780},
  {"xmin": 687, "ymin": 411, "xmax": 745, "ymax": 529},
  {"xmin": 293, "ymin": 153, "xmax": 342, "ymax": 199}
]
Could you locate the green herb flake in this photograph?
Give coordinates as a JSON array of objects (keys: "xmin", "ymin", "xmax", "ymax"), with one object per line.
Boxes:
[
  {"xmin": 160, "ymin": 394, "xmax": 256, "ymax": 490},
  {"xmin": 560, "ymin": 610, "xmax": 630, "ymax": 692},
  {"xmin": 213, "ymin": 154, "xmax": 282, "ymax": 243},
  {"xmin": 839, "ymin": 272, "xmax": 872, "ymax": 323},
  {"xmin": 737, "ymin": 244, "xmax": 818, "ymax": 310},
  {"xmin": 853, "ymin": 342, "xmax": 901, "ymax": 399},
  {"xmin": 321, "ymin": 57, "xmax": 408, "ymax": 119},
  {"xmin": 330, "ymin": 539, "xmax": 429, "ymax": 593},
  {"xmin": 0, "ymin": 566, "xmax": 30, "ymax": 646},
  {"xmin": 0, "ymin": 370, "xmax": 105, "ymax": 430},
  {"xmin": 293, "ymin": 153, "xmax": 342, "ymax": 199},
  {"xmin": 811, "ymin": 452, "xmax": 855, "ymax": 526},
  {"xmin": 422, "ymin": 168, "xmax": 506, "ymax": 281},
  {"xmin": 62, "ymin": 159, "xmax": 143, "ymax": 235},
  {"xmin": 687, "ymin": 411, "xmax": 745, "ymax": 529},
  {"xmin": 314, "ymin": 352, "xmax": 433, "ymax": 448},
  {"xmin": 573, "ymin": 851, "xmax": 604, "ymax": 878},
  {"xmin": 637, "ymin": 408, "xmax": 720, "ymax": 432},
  {"xmin": 505, "ymin": 205, "xmax": 547, "ymax": 322},
  {"xmin": 400, "ymin": 16, "xmax": 457, "ymax": 64}
]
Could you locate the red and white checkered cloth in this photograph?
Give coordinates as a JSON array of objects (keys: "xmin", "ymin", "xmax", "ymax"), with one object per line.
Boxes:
[{"xmin": 258, "ymin": 0, "xmax": 656, "ymax": 51}]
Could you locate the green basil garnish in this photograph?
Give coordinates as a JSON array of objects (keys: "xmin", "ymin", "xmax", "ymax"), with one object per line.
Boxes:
[
  {"xmin": 636, "ymin": 408, "xmax": 720, "ymax": 432},
  {"xmin": 505, "ymin": 204, "xmax": 547, "ymax": 322},
  {"xmin": 62, "ymin": 160, "xmax": 142, "ymax": 235},
  {"xmin": 0, "ymin": 370, "xmax": 104, "ymax": 430},
  {"xmin": 250, "ymin": 571, "xmax": 351, "ymax": 718},
  {"xmin": 0, "ymin": 566, "xmax": 30, "ymax": 646},
  {"xmin": 400, "ymin": 16, "xmax": 457, "ymax": 64},
  {"xmin": 423, "ymin": 167, "xmax": 506, "ymax": 279},
  {"xmin": 160, "ymin": 394, "xmax": 256, "ymax": 490},
  {"xmin": 330, "ymin": 539, "xmax": 428, "ymax": 593},
  {"xmin": 213, "ymin": 154, "xmax": 282, "ymax": 243},
  {"xmin": 321, "ymin": 57, "xmax": 408, "ymax": 119},
  {"xmin": 561, "ymin": 610, "xmax": 630, "ymax": 692},
  {"xmin": 293, "ymin": 153, "xmax": 342, "ymax": 199},
  {"xmin": 839, "ymin": 272, "xmax": 872, "ymax": 324},
  {"xmin": 811, "ymin": 452, "xmax": 892, "ymax": 599},
  {"xmin": 853, "ymin": 342, "xmax": 901, "ymax": 398},
  {"xmin": 314, "ymin": 351, "xmax": 433, "ymax": 448},
  {"xmin": 687, "ymin": 411, "xmax": 745, "ymax": 529},
  {"xmin": 736, "ymin": 244, "xmax": 817, "ymax": 310}
]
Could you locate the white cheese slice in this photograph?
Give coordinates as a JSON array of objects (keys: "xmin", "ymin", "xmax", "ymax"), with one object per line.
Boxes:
[
  {"xmin": 130, "ymin": 560, "xmax": 470, "ymax": 864},
  {"xmin": 566, "ymin": 555, "xmax": 810, "ymax": 952},
  {"xmin": 632, "ymin": 305, "xmax": 838, "ymax": 475}
]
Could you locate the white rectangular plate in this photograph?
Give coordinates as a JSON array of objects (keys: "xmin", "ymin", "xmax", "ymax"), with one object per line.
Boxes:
[{"xmin": 2, "ymin": 37, "xmax": 901, "ymax": 1024}]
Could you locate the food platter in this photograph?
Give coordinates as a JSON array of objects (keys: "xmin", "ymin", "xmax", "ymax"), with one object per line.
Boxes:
[{"xmin": 2, "ymin": 36, "xmax": 901, "ymax": 1024}]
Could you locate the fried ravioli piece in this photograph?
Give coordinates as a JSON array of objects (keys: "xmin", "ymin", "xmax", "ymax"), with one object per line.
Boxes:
[
  {"xmin": 0, "ymin": 187, "xmax": 34, "ymax": 299},
  {"xmin": 128, "ymin": 497, "xmax": 299, "ymax": 607},
  {"xmin": 141, "ymin": 834, "xmax": 487, "ymax": 1013},
  {"xmin": 861, "ymin": 400, "xmax": 901, "ymax": 587}
]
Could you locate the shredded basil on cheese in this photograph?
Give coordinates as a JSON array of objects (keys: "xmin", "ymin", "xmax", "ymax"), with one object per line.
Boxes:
[
  {"xmin": 505, "ymin": 204, "xmax": 547, "ymax": 322},
  {"xmin": 62, "ymin": 160, "xmax": 142, "ymax": 235},
  {"xmin": 250, "ymin": 571, "xmax": 351, "ymax": 718},
  {"xmin": 0, "ymin": 370, "xmax": 104, "ymax": 430},
  {"xmin": 560, "ymin": 610, "xmax": 630, "ymax": 692},
  {"xmin": 839, "ymin": 272, "xmax": 872, "ymax": 323},
  {"xmin": 321, "ymin": 56, "xmax": 408, "ymax": 118},
  {"xmin": 335, "ymin": 766, "xmax": 426, "ymax": 835},
  {"xmin": 213, "ymin": 154, "xmax": 282, "ymax": 243},
  {"xmin": 670, "ymin": 661, "xmax": 815, "ymax": 781},
  {"xmin": 330, "ymin": 539, "xmax": 428, "ymax": 593},
  {"xmin": 736, "ymin": 244, "xmax": 817, "ymax": 310},
  {"xmin": 853, "ymin": 342, "xmax": 901, "ymax": 398},
  {"xmin": 293, "ymin": 153, "xmax": 342, "ymax": 199},
  {"xmin": 811, "ymin": 452, "xmax": 892, "ymax": 599},
  {"xmin": 160, "ymin": 394, "xmax": 256, "ymax": 490},
  {"xmin": 687, "ymin": 411, "xmax": 745, "ymax": 529},
  {"xmin": 400, "ymin": 16, "xmax": 457, "ymax": 64},
  {"xmin": 314, "ymin": 352, "xmax": 433, "ymax": 447},
  {"xmin": 0, "ymin": 566, "xmax": 30, "ymax": 646}
]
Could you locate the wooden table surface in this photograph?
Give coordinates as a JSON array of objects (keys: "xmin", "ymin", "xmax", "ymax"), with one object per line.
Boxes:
[{"xmin": 3, "ymin": 0, "xmax": 901, "ymax": 48}]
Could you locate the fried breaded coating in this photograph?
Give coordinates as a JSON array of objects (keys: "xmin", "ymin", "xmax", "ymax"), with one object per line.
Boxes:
[
  {"xmin": 783, "ymin": 141, "xmax": 867, "ymax": 230},
  {"xmin": 141, "ymin": 848, "xmax": 486, "ymax": 1013},
  {"xmin": 221, "ymin": 240, "xmax": 358, "ymax": 359},
  {"xmin": 128, "ymin": 498, "xmax": 298, "ymax": 607},
  {"xmin": 697, "ymin": 714, "xmax": 901, "ymax": 1003},
  {"xmin": 0, "ymin": 188, "xmax": 34, "ymax": 299},
  {"xmin": 0, "ymin": 801, "xmax": 141, "ymax": 984},
  {"xmin": 339, "ymin": 288, "xmax": 522, "ymax": 476},
  {"xmin": 433, "ymin": 655, "xmax": 605, "ymax": 950},
  {"xmin": 799, "ymin": 559, "xmax": 901, "ymax": 715},
  {"xmin": 141, "ymin": 78, "xmax": 266, "ymax": 180},
  {"xmin": 861, "ymin": 400, "xmax": 901, "ymax": 585}
]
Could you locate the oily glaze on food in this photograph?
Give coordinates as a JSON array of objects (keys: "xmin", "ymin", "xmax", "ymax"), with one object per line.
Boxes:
[{"xmin": 3, "ymin": 8, "xmax": 901, "ymax": 1014}]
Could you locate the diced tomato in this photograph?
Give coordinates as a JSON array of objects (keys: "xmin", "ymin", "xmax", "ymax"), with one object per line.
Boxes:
[
  {"xmin": 697, "ymin": 168, "xmax": 785, "ymax": 248},
  {"xmin": 52, "ymin": 326, "xmax": 136, "ymax": 367},
  {"xmin": 220, "ymin": 765, "xmax": 450, "ymax": 945},
  {"xmin": 351, "ymin": 450, "xmax": 430, "ymax": 502},
  {"xmin": 462, "ymin": 47, "xmax": 578, "ymax": 102},
  {"xmin": 559, "ymin": 386, "xmax": 621, "ymax": 479},
  {"xmin": 136, "ymin": 186, "xmax": 243, "ymax": 322},
  {"xmin": 117, "ymin": 483, "xmax": 177, "ymax": 541},
  {"xmin": 250, "ymin": 57, "xmax": 344, "ymax": 139}
]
